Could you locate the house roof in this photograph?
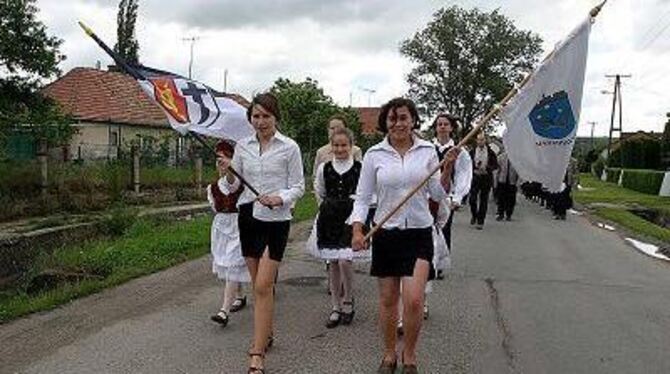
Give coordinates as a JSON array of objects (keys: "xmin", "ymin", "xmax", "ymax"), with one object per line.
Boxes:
[
  {"xmin": 43, "ymin": 67, "xmax": 169, "ymax": 127},
  {"xmin": 355, "ymin": 107, "xmax": 381, "ymax": 135},
  {"xmin": 42, "ymin": 67, "xmax": 251, "ymax": 128}
]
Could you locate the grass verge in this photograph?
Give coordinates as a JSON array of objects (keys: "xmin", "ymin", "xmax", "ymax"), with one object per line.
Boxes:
[
  {"xmin": 593, "ymin": 207, "xmax": 670, "ymax": 243},
  {"xmin": 0, "ymin": 194, "xmax": 318, "ymax": 323},
  {"xmin": 575, "ymin": 174, "xmax": 670, "ymax": 244}
]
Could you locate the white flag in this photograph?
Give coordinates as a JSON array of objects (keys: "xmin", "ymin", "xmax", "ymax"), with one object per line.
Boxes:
[
  {"xmin": 135, "ymin": 66, "xmax": 254, "ymax": 141},
  {"xmin": 501, "ymin": 17, "xmax": 591, "ymax": 192}
]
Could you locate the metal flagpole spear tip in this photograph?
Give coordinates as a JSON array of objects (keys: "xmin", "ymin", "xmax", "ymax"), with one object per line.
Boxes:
[
  {"xmin": 590, "ymin": 0, "xmax": 608, "ymax": 18},
  {"xmin": 78, "ymin": 21, "xmax": 94, "ymax": 36}
]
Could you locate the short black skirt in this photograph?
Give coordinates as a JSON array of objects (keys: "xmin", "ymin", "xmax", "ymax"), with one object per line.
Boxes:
[
  {"xmin": 238, "ymin": 203, "xmax": 291, "ymax": 262},
  {"xmin": 370, "ymin": 227, "xmax": 435, "ymax": 279}
]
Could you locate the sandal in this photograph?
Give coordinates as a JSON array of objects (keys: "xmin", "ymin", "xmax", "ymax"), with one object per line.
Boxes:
[
  {"xmin": 326, "ymin": 309, "xmax": 341, "ymax": 329},
  {"xmin": 248, "ymin": 350, "xmax": 265, "ymax": 374},
  {"xmin": 210, "ymin": 309, "xmax": 229, "ymax": 327},
  {"xmin": 230, "ymin": 296, "xmax": 247, "ymax": 313}
]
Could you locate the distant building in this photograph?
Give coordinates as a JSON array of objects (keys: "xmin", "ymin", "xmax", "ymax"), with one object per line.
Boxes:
[{"xmin": 354, "ymin": 107, "xmax": 381, "ymax": 135}]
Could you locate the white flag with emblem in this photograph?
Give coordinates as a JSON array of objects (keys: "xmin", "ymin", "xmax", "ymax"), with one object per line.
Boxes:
[
  {"xmin": 501, "ymin": 17, "xmax": 591, "ymax": 192},
  {"xmin": 135, "ymin": 66, "xmax": 254, "ymax": 141}
]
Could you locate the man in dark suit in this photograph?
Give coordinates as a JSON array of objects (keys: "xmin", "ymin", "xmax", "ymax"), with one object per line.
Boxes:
[{"xmin": 469, "ymin": 132, "xmax": 499, "ymax": 230}]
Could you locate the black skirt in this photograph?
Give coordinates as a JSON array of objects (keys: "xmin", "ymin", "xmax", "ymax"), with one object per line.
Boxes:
[
  {"xmin": 370, "ymin": 227, "xmax": 435, "ymax": 279},
  {"xmin": 238, "ymin": 203, "xmax": 291, "ymax": 262}
]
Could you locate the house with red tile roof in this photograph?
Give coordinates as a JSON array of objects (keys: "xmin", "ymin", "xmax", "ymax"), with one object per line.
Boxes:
[{"xmin": 42, "ymin": 67, "xmax": 181, "ymax": 161}]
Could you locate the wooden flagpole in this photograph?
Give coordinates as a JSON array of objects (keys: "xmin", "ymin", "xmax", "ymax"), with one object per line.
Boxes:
[{"xmin": 363, "ymin": 0, "xmax": 608, "ymax": 242}]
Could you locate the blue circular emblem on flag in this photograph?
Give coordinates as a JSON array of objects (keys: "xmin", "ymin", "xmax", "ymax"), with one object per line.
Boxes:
[{"xmin": 527, "ymin": 91, "xmax": 576, "ymax": 140}]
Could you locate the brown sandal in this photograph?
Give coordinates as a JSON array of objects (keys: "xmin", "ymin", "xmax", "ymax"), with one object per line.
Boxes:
[{"xmin": 248, "ymin": 351, "xmax": 265, "ymax": 374}]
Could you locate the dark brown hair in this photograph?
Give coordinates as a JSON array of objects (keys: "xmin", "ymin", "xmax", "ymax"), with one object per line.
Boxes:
[
  {"xmin": 431, "ymin": 113, "xmax": 460, "ymax": 133},
  {"xmin": 247, "ymin": 93, "xmax": 281, "ymax": 123},
  {"xmin": 215, "ymin": 140, "xmax": 235, "ymax": 158},
  {"xmin": 377, "ymin": 97, "xmax": 420, "ymax": 134}
]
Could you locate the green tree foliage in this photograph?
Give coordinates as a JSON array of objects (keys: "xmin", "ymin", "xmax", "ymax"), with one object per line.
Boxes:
[
  {"xmin": 400, "ymin": 6, "xmax": 543, "ymax": 136},
  {"xmin": 0, "ymin": 0, "xmax": 72, "ymax": 158},
  {"xmin": 269, "ymin": 78, "xmax": 379, "ymax": 175},
  {"xmin": 114, "ymin": 0, "xmax": 140, "ymax": 65}
]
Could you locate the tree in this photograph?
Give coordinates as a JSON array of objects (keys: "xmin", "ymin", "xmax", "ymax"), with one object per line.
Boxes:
[
  {"xmin": 270, "ymin": 78, "xmax": 377, "ymax": 175},
  {"xmin": 400, "ymin": 6, "xmax": 543, "ymax": 136},
  {"xmin": 0, "ymin": 0, "xmax": 71, "ymax": 158},
  {"xmin": 114, "ymin": 0, "xmax": 140, "ymax": 65}
]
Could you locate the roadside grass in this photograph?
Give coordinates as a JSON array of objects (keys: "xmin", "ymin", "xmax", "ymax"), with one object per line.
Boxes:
[
  {"xmin": 575, "ymin": 174, "xmax": 670, "ymax": 213},
  {"xmin": 575, "ymin": 174, "xmax": 670, "ymax": 244},
  {"xmin": 593, "ymin": 207, "xmax": 670, "ymax": 243},
  {"xmin": 0, "ymin": 194, "xmax": 318, "ymax": 323}
]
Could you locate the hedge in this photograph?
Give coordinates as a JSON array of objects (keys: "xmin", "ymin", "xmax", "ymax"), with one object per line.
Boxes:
[{"xmin": 621, "ymin": 169, "xmax": 665, "ymax": 195}]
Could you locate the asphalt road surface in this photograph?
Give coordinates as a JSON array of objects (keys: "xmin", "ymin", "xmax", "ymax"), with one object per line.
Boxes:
[{"xmin": 2, "ymin": 199, "xmax": 669, "ymax": 374}]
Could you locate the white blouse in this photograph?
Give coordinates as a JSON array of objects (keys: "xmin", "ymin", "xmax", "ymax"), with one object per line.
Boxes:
[
  {"xmin": 350, "ymin": 136, "xmax": 448, "ymax": 229},
  {"xmin": 226, "ymin": 131, "xmax": 305, "ymax": 222}
]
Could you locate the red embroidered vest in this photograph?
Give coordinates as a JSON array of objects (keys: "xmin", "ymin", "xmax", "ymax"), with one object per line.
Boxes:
[{"xmin": 210, "ymin": 181, "xmax": 243, "ymax": 213}]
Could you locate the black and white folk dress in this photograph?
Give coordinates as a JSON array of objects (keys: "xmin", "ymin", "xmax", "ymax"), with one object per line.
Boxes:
[{"xmin": 307, "ymin": 158, "xmax": 370, "ymax": 261}]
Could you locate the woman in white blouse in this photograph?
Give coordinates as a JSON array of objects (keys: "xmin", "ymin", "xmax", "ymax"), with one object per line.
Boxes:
[
  {"xmin": 221, "ymin": 93, "xmax": 305, "ymax": 374},
  {"xmin": 351, "ymin": 98, "xmax": 457, "ymax": 374}
]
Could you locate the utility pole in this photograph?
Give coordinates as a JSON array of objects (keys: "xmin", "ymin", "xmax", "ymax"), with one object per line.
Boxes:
[
  {"xmin": 182, "ymin": 36, "xmax": 200, "ymax": 79},
  {"xmin": 587, "ymin": 121, "xmax": 597, "ymax": 151},
  {"xmin": 603, "ymin": 74, "xmax": 631, "ymax": 167},
  {"xmin": 223, "ymin": 69, "xmax": 228, "ymax": 92}
]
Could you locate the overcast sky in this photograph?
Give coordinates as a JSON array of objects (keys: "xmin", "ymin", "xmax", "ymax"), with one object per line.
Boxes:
[{"xmin": 37, "ymin": 0, "xmax": 669, "ymax": 137}]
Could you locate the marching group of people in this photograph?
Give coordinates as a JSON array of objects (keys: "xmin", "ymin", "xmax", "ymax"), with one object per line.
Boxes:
[
  {"xmin": 519, "ymin": 159, "xmax": 578, "ymax": 220},
  {"xmin": 205, "ymin": 93, "xmax": 530, "ymax": 373}
]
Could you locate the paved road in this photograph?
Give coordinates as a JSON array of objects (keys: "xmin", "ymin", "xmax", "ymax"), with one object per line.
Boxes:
[{"xmin": 2, "ymin": 199, "xmax": 670, "ymax": 374}]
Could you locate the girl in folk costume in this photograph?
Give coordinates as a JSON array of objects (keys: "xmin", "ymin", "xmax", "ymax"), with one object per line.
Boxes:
[
  {"xmin": 208, "ymin": 140, "xmax": 251, "ymax": 327},
  {"xmin": 310, "ymin": 127, "xmax": 368, "ymax": 328}
]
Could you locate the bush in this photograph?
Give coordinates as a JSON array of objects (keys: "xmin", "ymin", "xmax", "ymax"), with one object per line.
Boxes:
[
  {"xmin": 605, "ymin": 168, "xmax": 621, "ymax": 184},
  {"xmin": 621, "ymin": 169, "xmax": 665, "ymax": 195},
  {"xmin": 98, "ymin": 206, "xmax": 139, "ymax": 236},
  {"xmin": 609, "ymin": 137, "xmax": 662, "ymax": 169}
]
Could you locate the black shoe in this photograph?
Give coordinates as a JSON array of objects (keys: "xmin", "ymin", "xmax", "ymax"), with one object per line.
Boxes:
[
  {"xmin": 230, "ymin": 296, "xmax": 247, "ymax": 313},
  {"xmin": 496, "ymin": 215, "xmax": 503, "ymax": 221},
  {"xmin": 470, "ymin": 217, "xmax": 476, "ymax": 225},
  {"xmin": 436, "ymin": 270, "xmax": 444, "ymax": 280},
  {"xmin": 326, "ymin": 310, "xmax": 341, "ymax": 329},
  {"xmin": 210, "ymin": 309, "xmax": 229, "ymax": 327},
  {"xmin": 506, "ymin": 216, "xmax": 512, "ymax": 221},
  {"xmin": 341, "ymin": 300, "xmax": 355, "ymax": 325}
]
